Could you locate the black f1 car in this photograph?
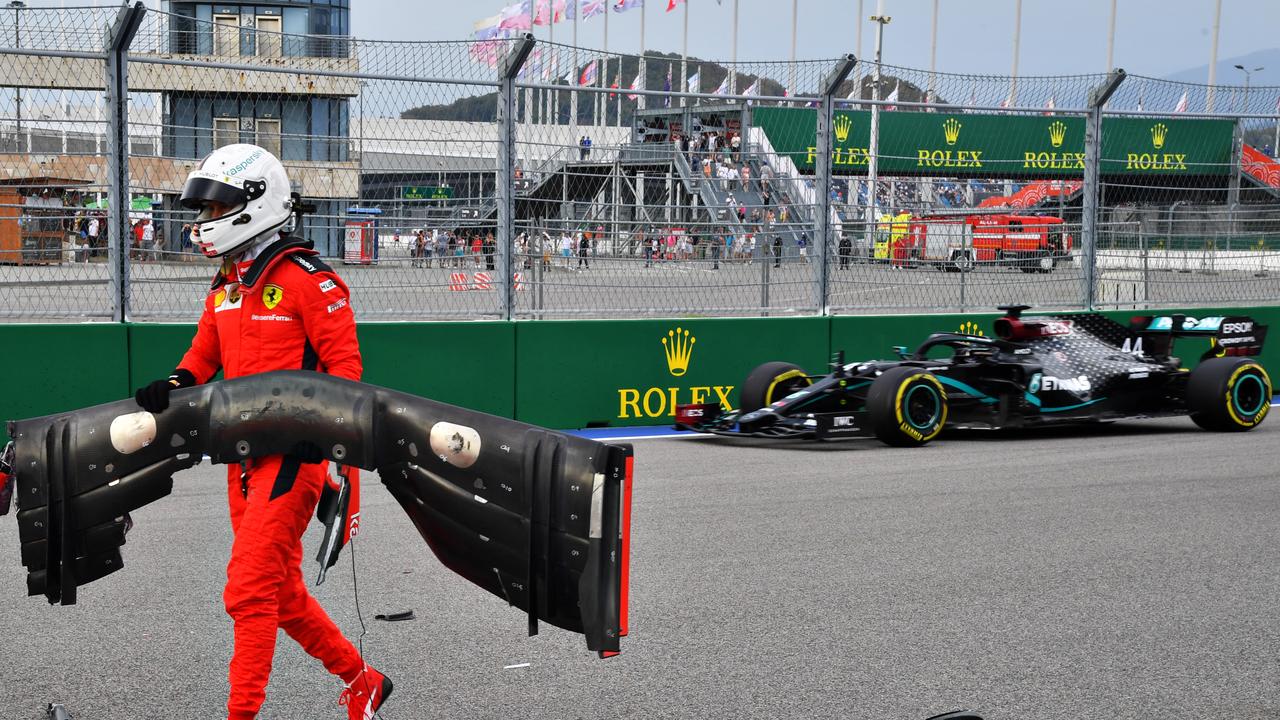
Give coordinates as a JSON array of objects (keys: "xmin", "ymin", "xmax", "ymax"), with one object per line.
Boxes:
[{"xmin": 675, "ymin": 305, "xmax": 1272, "ymax": 446}]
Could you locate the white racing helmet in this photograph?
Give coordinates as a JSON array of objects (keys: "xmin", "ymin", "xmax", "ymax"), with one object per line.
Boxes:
[{"xmin": 180, "ymin": 143, "xmax": 293, "ymax": 257}]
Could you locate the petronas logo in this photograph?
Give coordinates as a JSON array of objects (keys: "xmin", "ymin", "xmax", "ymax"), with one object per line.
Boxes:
[{"xmin": 833, "ymin": 114, "xmax": 853, "ymax": 144}]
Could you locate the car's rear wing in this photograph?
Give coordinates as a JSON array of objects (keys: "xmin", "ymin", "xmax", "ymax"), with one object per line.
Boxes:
[{"xmin": 1127, "ymin": 314, "xmax": 1268, "ymax": 359}]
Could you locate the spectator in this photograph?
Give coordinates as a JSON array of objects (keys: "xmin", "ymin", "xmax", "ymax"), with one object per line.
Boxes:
[
  {"xmin": 577, "ymin": 232, "xmax": 591, "ymax": 269},
  {"xmin": 484, "ymin": 231, "xmax": 496, "ymax": 271},
  {"xmin": 839, "ymin": 234, "xmax": 852, "ymax": 269},
  {"xmin": 773, "ymin": 235, "xmax": 783, "ymax": 268},
  {"xmin": 412, "ymin": 230, "xmax": 425, "ymax": 268},
  {"xmin": 798, "ymin": 233, "xmax": 809, "ymax": 264},
  {"xmin": 470, "ymin": 233, "xmax": 483, "ymax": 267},
  {"xmin": 180, "ymin": 223, "xmax": 192, "ymax": 256},
  {"xmin": 709, "ymin": 231, "xmax": 722, "ymax": 270},
  {"xmin": 730, "ymin": 133, "xmax": 741, "ymax": 160},
  {"xmin": 579, "ymin": 136, "xmax": 588, "ymax": 160},
  {"xmin": 583, "ymin": 136, "xmax": 593, "ymax": 159}
]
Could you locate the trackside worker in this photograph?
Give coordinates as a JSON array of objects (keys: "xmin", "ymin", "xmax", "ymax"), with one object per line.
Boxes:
[{"xmin": 132, "ymin": 144, "xmax": 392, "ymax": 720}]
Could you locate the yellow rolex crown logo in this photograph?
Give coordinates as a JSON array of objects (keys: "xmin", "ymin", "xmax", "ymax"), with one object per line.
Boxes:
[
  {"xmin": 1048, "ymin": 120, "xmax": 1067, "ymax": 149},
  {"xmin": 833, "ymin": 114, "xmax": 853, "ymax": 144},
  {"xmin": 1151, "ymin": 122, "xmax": 1168, "ymax": 150},
  {"xmin": 943, "ymin": 117, "xmax": 962, "ymax": 146},
  {"xmin": 661, "ymin": 327, "xmax": 696, "ymax": 377},
  {"xmin": 958, "ymin": 321, "xmax": 985, "ymax": 337}
]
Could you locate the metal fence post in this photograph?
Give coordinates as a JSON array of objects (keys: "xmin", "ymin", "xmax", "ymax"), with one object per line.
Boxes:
[
  {"xmin": 104, "ymin": 2, "xmax": 145, "ymax": 323},
  {"xmin": 814, "ymin": 55, "xmax": 856, "ymax": 315},
  {"xmin": 497, "ymin": 35, "xmax": 534, "ymax": 321},
  {"xmin": 1081, "ymin": 69, "xmax": 1125, "ymax": 310}
]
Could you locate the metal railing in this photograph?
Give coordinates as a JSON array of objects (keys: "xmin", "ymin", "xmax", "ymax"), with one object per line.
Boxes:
[{"xmin": 0, "ymin": 4, "xmax": 1276, "ymax": 321}]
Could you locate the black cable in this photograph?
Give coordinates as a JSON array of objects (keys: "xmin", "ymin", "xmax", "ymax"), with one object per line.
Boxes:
[{"xmin": 348, "ymin": 535, "xmax": 391, "ymax": 720}]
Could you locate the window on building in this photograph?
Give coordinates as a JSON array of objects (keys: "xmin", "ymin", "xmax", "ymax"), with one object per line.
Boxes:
[
  {"xmin": 214, "ymin": 117, "xmax": 238, "ymax": 149},
  {"xmin": 256, "ymin": 119, "xmax": 281, "ymax": 157},
  {"xmin": 256, "ymin": 16, "xmax": 282, "ymax": 58},
  {"xmin": 214, "ymin": 14, "xmax": 239, "ymax": 56}
]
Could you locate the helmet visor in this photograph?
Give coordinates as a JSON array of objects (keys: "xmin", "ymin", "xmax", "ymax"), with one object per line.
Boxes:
[{"xmin": 180, "ymin": 170, "xmax": 248, "ymax": 215}]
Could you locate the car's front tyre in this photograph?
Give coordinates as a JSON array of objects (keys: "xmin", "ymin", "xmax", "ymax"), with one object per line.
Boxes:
[
  {"xmin": 867, "ymin": 367, "xmax": 949, "ymax": 447},
  {"xmin": 740, "ymin": 361, "xmax": 811, "ymax": 413},
  {"xmin": 1187, "ymin": 357, "xmax": 1272, "ymax": 432}
]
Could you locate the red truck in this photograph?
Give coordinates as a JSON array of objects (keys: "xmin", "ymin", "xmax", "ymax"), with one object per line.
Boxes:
[{"xmin": 896, "ymin": 214, "xmax": 1073, "ymax": 273}]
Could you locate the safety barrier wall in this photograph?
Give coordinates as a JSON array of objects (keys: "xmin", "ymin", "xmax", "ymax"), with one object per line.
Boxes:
[{"xmin": 3, "ymin": 308, "xmax": 1278, "ymax": 439}]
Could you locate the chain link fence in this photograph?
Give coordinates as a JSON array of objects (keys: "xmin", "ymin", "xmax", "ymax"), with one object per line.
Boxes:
[{"xmin": 0, "ymin": 5, "xmax": 1276, "ymax": 321}]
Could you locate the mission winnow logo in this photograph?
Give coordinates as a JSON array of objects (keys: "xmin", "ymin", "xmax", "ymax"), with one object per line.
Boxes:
[{"xmin": 616, "ymin": 327, "xmax": 735, "ymax": 419}]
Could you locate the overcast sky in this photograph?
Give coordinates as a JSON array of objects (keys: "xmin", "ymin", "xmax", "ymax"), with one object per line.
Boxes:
[
  {"xmin": 48, "ymin": 0, "xmax": 1280, "ymax": 85},
  {"xmin": 346, "ymin": 0, "xmax": 1280, "ymax": 83}
]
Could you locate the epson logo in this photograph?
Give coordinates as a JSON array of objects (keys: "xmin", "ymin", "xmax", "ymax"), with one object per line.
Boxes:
[
  {"xmin": 1223, "ymin": 321, "xmax": 1254, "ymax": 334},
  {"xmin": 1043, "ymin": 375, "xmax": 1091, "ymax": 392}
]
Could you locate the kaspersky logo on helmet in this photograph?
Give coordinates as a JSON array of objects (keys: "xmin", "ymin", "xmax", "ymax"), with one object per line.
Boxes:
[
  {"xmin": 226, "ymin": 148, "xmax": 266, "ymax": 176},
  {"xmin": 617, "ymin": 327, "xmax": 734, "ymax": 419}
]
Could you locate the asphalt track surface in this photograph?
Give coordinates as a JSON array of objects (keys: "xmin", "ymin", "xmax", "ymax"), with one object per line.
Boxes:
[{"xmin": 2, "ymin": 415, "xmax": 1280, "ymax": 719}]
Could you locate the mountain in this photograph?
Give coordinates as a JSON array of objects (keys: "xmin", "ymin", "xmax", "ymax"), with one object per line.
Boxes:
[{"xmin": 1160, "ymin": 49, "xmax": 1280, "ymax": 91}]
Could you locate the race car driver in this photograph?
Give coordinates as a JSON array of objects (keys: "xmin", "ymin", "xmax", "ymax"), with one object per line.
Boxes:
[{"xmin": 133, "ymin": 144, "xmax": 392, "ymax": 720}]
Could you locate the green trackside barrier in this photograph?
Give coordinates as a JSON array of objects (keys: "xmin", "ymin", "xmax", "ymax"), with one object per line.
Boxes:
[
  {"xmin": 127, "ymin": 322, "xmax": 518, "ymax": 419},
  {"xmin": 513, "ymin": 317, "xmax": 831, "ymax": 429},
  {"xmin": 0, "ymin": 324, "xmax": 131, "ymax": 442}
]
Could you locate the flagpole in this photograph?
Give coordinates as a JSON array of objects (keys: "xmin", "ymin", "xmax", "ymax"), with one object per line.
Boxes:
[
  {"xmin": 1009, "ymin": 0, "xmax": 1021, "ymax": 106},
  {"xmin": 867, "ymin": 2, "xmax": 889, "ymax": 256},
  {"xmin": 1206, "ymin": 0, "xmax": 1221, "ymax": 112},
  {"xmin": 855, "ymin": 0, "xmax": 864, "ymax": 98},
  {"xmin": 527, "ymin": 1, "xmax": 535, "ymax": 125},
  {"xmin": 603, "ymin": 4, "xmax": 609, "ymax": 127},
  {"xmin": 573, "ymin": 5, "xmax": 579, "ymax": 139},
  {"xmin": 928, "ymin": 0, "xmax": 938, "ymax": 103},
  {"xmin": 730, "ymin": 0, "xmax": 738, "ymax": 99},
  {"xmin": 788, "ymin": 0, "xmax": 797, "ymax": 96},
  {"xmin": 1105, "ymin": 0, "xmax": 1116, "ymax": 71},
  {"xmin": 548, "ymin": 14, "xmax": 555, "ymax": 125},
  {"xmin": 639, "ymin": 0, "xmax": 646, "ymax": 111},
  {"xmin": 681, "ymin": 0, "xmax": 688, "ymax": 108}
]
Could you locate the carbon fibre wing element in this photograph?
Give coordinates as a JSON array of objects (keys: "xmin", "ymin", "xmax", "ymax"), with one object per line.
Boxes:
[{"xmin": 7, "ymin": 370, "xmax": 633, "ymax": 657}]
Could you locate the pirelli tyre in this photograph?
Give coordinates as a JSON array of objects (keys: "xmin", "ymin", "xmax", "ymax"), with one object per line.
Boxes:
[
  {"xmin": 1187, "ymin": 357, "xmax": 1272, "ymax": 432},
  {"xmin": 866, "ymin": 367, "xmax": 949, "ymax": 447},
  {"xmin": 740, "ymin": 361, "xmax": 811, "ymax": 413}
]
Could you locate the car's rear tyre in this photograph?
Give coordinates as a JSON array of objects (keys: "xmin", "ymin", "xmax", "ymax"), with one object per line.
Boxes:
[
  {"xmin": 1187, "ymin": 357, "xmax": 1272, "ymax": 431},
  {"xmin": 866, "ymin": 367, "xmax": 949, "ymax": 447},
  {"xmin": 740, "ymin": 361, "xmax": 811, "ymax": 413}
]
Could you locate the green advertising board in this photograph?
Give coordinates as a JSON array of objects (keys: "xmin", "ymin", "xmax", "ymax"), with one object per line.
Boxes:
[
  {"xmin": 400, "ymin": 185, "xmax": 454, "ymax": 200},
  {"xmin": 751, "ymin": 107, "xmax": 1235, "ymax": 178}
]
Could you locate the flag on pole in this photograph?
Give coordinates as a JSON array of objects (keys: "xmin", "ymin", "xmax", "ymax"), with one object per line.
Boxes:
[
  {"xmin": 579, "ymin": 59, "xmax": 598, "ymax": 86},
  {"xmin": 1174, "ymin": 91, "xmax": 1188, "ymax": 113},
  {"xmin": 687, "ymin": 69, "xmax": 700, "ymax": 93},
  {"xmin": 664, "ymin": 63, "xmax": 672, "ymax": 107},
  {"xmin": 533, "ymin": 0, "xmax": 552, "ymax": 25},
  {"xmin": 554, "ymin": 0, "xmax": 574, "ymax": 21},
  {"xmin": 963, "ymin": 88, "xmax": 977, "ymax": 113},
  {"xmin": 499, "ymin": 1, "xmax": 533, "ymax": 31},
  {"xmin": 744, "ymin": 78, "xmax": 760, "ymax": 97},
  {"xmin": 609, "ymin": 73, "xmax": 620, "ymax": 98},
  {"xmin": 613, "ymin": 0, "xmax": 642, "ymax": 12},
  {"xmin": 1042, "ymin": 95, "xmax": 1056, "ymax": 116},
  {"xmin": 561, "ymin": 67, "xmax": 574, "ymax": 84},
  {"xmin": 884, "ymin": 81, "xmax": 899, "ymax": 111},
  {"xmin": 473, "ymin": 14, "xmax": 502, "ymax": 36},
  {"xmin": 712, "ymin": 75, "xmax": 730, "ymax": 95},
  {"xmin": 581, "ymin": 0, "xmax": 606, "ymax": 19},
  {"xmin": 626, "ymin": 74, "xmax": 641, "ymax": 100},
  {"xmin": 1136, "ymin": 95, "xmax": 1144, "ymax": 112},
  {"xmin": 667, "ymin": 0, "xmax": 684, "ymax": 11}
]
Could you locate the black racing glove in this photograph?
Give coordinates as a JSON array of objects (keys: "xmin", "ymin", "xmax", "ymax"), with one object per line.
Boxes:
[
  {"xmin": 134, "ymin": 369, "xmax": 197, "ymax": 413},
  {"xmin": 289, "ymin": 440, "xmax": 326, "ymax": 465}
]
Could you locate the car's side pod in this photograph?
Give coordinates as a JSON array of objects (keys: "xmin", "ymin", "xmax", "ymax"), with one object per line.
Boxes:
[{"xmin": 7, "ymin": 370, "xmax": 633, "ymax": 658}]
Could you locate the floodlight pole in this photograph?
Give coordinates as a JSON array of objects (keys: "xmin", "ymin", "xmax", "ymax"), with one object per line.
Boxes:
[
  {"xmin": 498, "ymin": 34, "xmax": 535, "ymax": 321},
  {"xmin": 815, "ymin": 54, "xmax": 856, "ymax": 314},
  {"xmin": 1081, "ymin": 68, "xmax": 1125, "ymax": 310}
]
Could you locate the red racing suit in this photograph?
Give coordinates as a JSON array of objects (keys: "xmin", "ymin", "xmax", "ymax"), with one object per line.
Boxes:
[{"xmin": 176, "ymin": 237, "xmax": 365, "ymax": 720}]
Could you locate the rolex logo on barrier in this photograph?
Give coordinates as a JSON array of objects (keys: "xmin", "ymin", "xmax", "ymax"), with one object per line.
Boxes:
[
  {"xmin": 617, "ymin": 328, "xmax": 734, "ymax": 419},
  {"xmin": 958, "ymin": 321, "xmax": 985, "ymax": 337},
  {"xmin": 1048, "ymin": 120, "xmax": 1067, "ymax": 149},
  {"xmin": 943, "ymin": 117, "xmax": 962, "ymax": 146},
  {"xmin": 1151, "ymin": 122, "xmax": 1168, "ymax": 150},
  {"xmin": 833, "ymin": 114, "xmax": 853, "ymax": 144},
  {"xmin": 662, "ymin": 327, "xmax": 695, "ymax": 377},
  {"xmin": 1126, "ymin": 122, "xmax": 1186, "ymax": 170}
]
